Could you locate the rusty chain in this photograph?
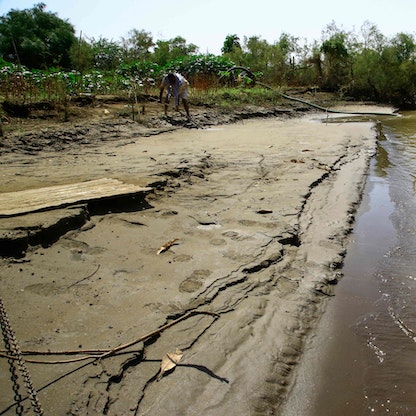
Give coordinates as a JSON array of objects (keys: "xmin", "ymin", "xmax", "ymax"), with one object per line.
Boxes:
[{"xmin": 0, "ymin": 297, "xmax": 44, "ymax": 415}]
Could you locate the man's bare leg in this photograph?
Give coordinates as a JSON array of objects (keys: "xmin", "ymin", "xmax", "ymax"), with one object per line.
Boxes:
[{"xmin": 183, "ymin": 99, "xmax": 190, "ymax": 119}]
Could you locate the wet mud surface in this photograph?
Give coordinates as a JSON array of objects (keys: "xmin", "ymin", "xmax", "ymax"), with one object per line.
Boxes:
[{"xmin": 0, "ymin": 103, "xmax": 378, "ymax": 415}]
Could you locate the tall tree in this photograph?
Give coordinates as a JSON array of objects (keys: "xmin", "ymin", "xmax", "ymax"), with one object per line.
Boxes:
[
  {"xmin": 90, "ymin": 37, "xmax": 124, "ymax": 70},
  {"xmin": 121, "ymin": 29, "xmax": 154, "ymax": 62},
  {"xmin": 69, "ymin": 36, "xmax": 94, "ymax": 72},
  {"xmin": 391, "ymin": 32, "xmax": 416, "ymax": 63},
  {"xmin": 221, "ymin": 34, "xmax": 243, "ymax": 65},
  {"xmin": 320, "ymin": 23, "xmax": 352, "ymax": 90},
  {"xmin": 243, "ymin": 35, "xmax": 270, "ymax": 70},
  {"xmin": 360, "ymin": 21, "xmax": 385, "ymax": 53},
  {"xmin": 267, "ymin": 33, "xmax": 300, "ymax": 84},
  {"xmin": 221, "ymin": 34, "xmax": 241, "ymax": 54},
  {"xmin": 153, "ymin": 36, "xmax": 198, "ymax": 66},
  {"xmin": 0, "ymin": 2, "xmax": 76, "ymax": 68}
]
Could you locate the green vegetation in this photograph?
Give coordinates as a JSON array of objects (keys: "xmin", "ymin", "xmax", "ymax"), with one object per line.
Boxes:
[
  {"xmin": 1, "ymin": 4, "xmax": 416, "ymax": 110},
  {"xmin": 0, "ymin": 3, "xmax": 76, "ymax": 69}
]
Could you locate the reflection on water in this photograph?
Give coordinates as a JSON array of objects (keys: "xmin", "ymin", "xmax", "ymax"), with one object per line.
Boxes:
[
  {"xmin": 369, "ymin": 111, "xmax": 416, "ymax": 414},
  {"xmin": 283, "ymin": 111, "xmax": 416, "ymax": 416},
  {"xmin": 374, "ymin": 143, "xmax": 389, "ymax": 177},
  {"xmin": 384, "ymin": 110, "xmax": 416, "ymax": 138},
  {"xmin": 340, "ymin": 111, "xmax": 416, "ymax": 414}
]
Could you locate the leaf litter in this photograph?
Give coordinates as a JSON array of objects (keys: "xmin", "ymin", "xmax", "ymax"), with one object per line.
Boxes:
[{"xmin": 157, "ymin": 348, "xmax": 183, "ymax": 381}]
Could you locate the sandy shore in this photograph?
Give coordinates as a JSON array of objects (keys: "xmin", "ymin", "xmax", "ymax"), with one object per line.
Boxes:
[{"xmin": 0, "ymin": 108, "xmax": 382, "ymax": 415}]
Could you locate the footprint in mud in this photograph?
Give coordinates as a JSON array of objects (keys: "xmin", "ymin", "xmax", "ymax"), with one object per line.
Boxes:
[
  {"xmin": 61, "ymin": 239, "xmax": 89, "ymax": 251},
  {"xmin": 238, "ymin": 219, "xmax": 261, "ymax": 227},
  {"xmin": 155, "ymin": 209, "xmax": 178, "ymax": 217},
  {"xmin": 25, "ymin": 283, "xmax": 66, "ymax": 296},
  {"xmin": 145, "ymin": 301, "xmax": 185, "ymax": 314},
  {"xmin": 87, "ymin": 247, "xmax": 107, "ymax": 255},
  {"xmin": 222, "ymin": 230, "xmax": 251, "ymax": 241},
  {"xmin": 61, "ymin": 238, "xmax": 106, "ymax": 260},
  {"xmin": 222, "ymin": 249, "xmax": 249, "ymax": 262},
  {"xmin": 276, "ymin": 277, "xmax": 300, "ymax": 294},
  {"xmin": 209, "ymin": 238, "xmax": 226, "ymax": 246},
  {"xmin": 179, "ymin": 269, "xmax": 212, "ymax": 293},
  {"xmin": 71, "ymin": 249, "xmax": 89, "ymax": 261},
  {"xmin": 173, "ymin": 254, "xmax": 193, "ymax": 262}
]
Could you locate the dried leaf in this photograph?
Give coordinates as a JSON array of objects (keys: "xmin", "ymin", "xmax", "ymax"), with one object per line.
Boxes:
[
  {"xmin": 157, "ymin": 349, "xmax": 183, "ymax": 381},
  {"xmin": 157, "ymin": 238, "xmax": 179, "ymax": 255},
  {"xmin": 317, "ymin": 163, "xmax": 330, "ymax": 171}
]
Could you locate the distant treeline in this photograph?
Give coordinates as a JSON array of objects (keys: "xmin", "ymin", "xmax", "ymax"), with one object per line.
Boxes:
[{"xmin": 1, "ymin": 3, "xmax": 416, "ymax": 107}]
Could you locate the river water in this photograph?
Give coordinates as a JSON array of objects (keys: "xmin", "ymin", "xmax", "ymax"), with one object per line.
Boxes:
[{"xmin": 283, "ymin": 111, "xmax": 416, "ymax": 415}]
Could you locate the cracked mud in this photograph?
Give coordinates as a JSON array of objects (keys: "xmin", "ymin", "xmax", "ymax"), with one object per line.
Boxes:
[{"xmin": 0, "ymin": 111, "xmax": 378, "ymax": 415}]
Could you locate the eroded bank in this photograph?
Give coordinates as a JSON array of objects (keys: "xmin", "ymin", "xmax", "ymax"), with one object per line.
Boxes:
[{"xmin": 0, "ymin": 113, "xmax": 379, "ymax": 415}]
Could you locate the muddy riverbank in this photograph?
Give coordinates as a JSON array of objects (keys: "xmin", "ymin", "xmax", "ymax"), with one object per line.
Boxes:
[{"xmin": 0, "ymin": 102, "xmax": 392, "ymax": 415}]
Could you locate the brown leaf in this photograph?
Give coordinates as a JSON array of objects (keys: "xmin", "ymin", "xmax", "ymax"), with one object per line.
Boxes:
[
  {"xmin": 317, "ymin": 163, "xmax": 330, "ymax": 171},
  {"xmin": 157, "ymin": 238, "xmax": 179, "ymax": 255},
  {"xmin": 157, "ymin": 349, "xmax": 183, "ymax": 381}
]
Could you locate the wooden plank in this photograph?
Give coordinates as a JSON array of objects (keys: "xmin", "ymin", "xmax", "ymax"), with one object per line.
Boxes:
[{"xmin": 0, "ymin": 178, "xmax": 152, "ymax": 217}]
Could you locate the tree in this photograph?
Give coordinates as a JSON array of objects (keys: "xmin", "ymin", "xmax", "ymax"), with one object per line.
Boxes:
[
  {"xmin": 121, "ymin": 29, "xmax": 154, "ymax": 62},
  {"xmin": 168, "ymin": 36, "xmax": 198, "ymax": 59},
  {"xmin": 221, "ymin": 34, "xmax": 241, "ymax": 54},
  {"xmin": 269, "ymin": 33, "xmax": 300, "ymax": 84},
  {"xmin": 243, "ymin": 35, "xmax": 270, "ymax": 70},
  {"xmin": 0, "ymin": 3, "xmax": 76, "ymax": 68},
  {"xmin": 359, "ymin": 21, "xmax": 385, "ymax": 53},
  {"xmin": 377, "ymin": 33, "xmax": 416, "ymax": 105},
  {"xmin": 153, "ymin": 36, "xmax": 198, "ymax": 66},
  {"xmin": 90, "ymin": 37, "xmax": 123, "ymax": 70},
  {"xmin": 346, "ymin": 22, "xmax": 385, "ymax": 100},
  {"xmin": 277, "ymin": 33, "xmax": 299, "ymax": 57},
  {"xmin": 320, "ymin": 24, "xmax": 352, "ymax": 90},
  {"xmin": 69, "ymin": 36, "xmax": 94, "ymax": 72},
  {"xmin": 152, "ymin": 40, "xmax": 170, "ymax": 66},
  {"xmin": 350, "ymin": 47, "xmax": 382, "ymax": 100},
  {"xmin": 221, "ymin": 34, "xmax": 243, "ymax": 65},
  {"xmin": 391, "ymin": 32, "xmax": 416, "ymax": 63}
]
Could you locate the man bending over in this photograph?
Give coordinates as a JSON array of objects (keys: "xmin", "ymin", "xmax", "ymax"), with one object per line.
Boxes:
[{"xmin": 159, "ymin": 72, "xmax": 190, "ymax": 119}]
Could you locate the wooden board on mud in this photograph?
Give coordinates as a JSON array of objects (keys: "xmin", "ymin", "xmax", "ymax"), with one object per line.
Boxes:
[{"xmin": 0, "ymin": 178, "xmax": 152, "ymax": 217}]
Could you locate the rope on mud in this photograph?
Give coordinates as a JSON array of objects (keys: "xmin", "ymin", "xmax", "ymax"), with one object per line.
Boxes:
[
  {"xmin": 0, "ymin": 297, "xmax": 44, "ymax": 415},
  {"xmin": 226, "ymin": 66, "xmax": 399, "ymax": 117}
]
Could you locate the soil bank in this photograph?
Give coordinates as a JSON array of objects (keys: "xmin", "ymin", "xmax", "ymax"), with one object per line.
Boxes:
[{"xmin": 0, "ymin": 104, "xmax": 389, "ymax": 415}]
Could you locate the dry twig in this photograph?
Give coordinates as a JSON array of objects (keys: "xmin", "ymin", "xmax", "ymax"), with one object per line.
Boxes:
[
  {"xmin": 157, "ymin": 238, "xmax": 179, "ymax": 255},
  {"xmin": 67, "ymin": 264, "xmax": 101, "ymax": 288},
  {"xmin": 0, "ymin": 311, "xmax": 219, "ymax": 365}
]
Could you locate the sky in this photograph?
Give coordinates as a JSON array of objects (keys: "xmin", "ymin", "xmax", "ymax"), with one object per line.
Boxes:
[{"xmin": 0, "ymin": 0, "xmax": 415, "ymax": 54}]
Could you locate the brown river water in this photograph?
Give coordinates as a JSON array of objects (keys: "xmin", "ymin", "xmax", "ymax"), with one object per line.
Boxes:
[{"xmin": 283, "ymin": 111, "xmax": 416, "ymax": 415}]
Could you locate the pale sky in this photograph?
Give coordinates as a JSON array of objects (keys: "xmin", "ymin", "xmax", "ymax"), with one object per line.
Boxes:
[{"xmin": 0, "ymin": 0, "xmax": 415, "ymax": 54}]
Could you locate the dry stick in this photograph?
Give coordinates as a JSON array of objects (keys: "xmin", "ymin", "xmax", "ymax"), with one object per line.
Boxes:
[
  {"xmin": 0, "ymin": 311, "xmax": 220, "ymax": 365},
  {"xmin": 3, "ymin": 348, "xmax": 109, "ymax": 356},
  {"xmin": 67, "ymin": 264, "xmax": 101, "ymax": 288},
  {"xmin": 0, "ymin": 351, "xmax": 100, "ymax": 364},
  {"xmin": 98, "ymin": 311, "xmax": 219, "ymax": 360}
]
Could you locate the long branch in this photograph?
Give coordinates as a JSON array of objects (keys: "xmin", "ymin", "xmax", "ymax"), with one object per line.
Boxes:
[{"xmin": 0, "ymin": 311, "xmax": 220, "ymax": 365}]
